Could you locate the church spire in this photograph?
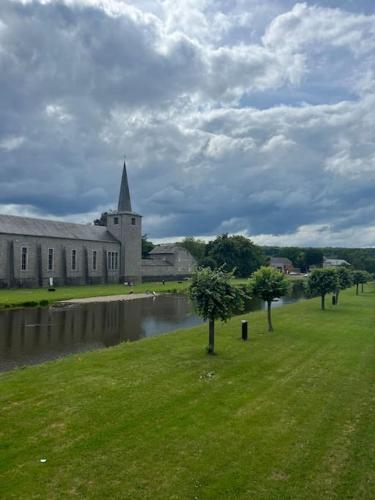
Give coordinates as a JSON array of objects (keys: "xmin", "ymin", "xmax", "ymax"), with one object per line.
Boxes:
[{"xmin": 117, "ymin": 161, "xmax": 132, "ymax": 212}]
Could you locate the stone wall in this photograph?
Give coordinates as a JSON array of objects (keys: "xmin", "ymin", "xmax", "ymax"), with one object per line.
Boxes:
[{"xmin": 0, "ymin": 234, "xmax": 121, "ymax": 288}]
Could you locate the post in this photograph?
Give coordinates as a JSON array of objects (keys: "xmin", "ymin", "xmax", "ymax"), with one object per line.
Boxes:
[
  {"xmin": 332, "ymin": 295, "xmax": 336, "ymax": 306},
  {"xmin": 241, "ymin": 320, "xmax": 248, "ymax": 341},
  {"xmin": 208, "ymin": 319, "xmax": 215, "ymax": 354}
]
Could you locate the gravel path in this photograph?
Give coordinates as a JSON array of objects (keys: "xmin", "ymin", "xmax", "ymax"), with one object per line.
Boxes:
[{"xmin": 60, "ymin": 293, "xmax": 157, "ymax": 304}]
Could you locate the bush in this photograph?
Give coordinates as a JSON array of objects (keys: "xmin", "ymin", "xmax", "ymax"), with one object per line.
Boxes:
[{"xmin": 21, "ymin": 301, "xmax": 39, "ymax": 308}]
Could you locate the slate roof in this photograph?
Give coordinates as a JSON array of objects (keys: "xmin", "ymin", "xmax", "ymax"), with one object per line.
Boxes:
[
  {"xmin": 270, "ymin": 257, "xmax": 293, "ymax": 265},
  {"xmin": 0, "ymin": 214, "xmax": 118, "ymax": 243},
  {"xmin": 118, "ymin": 161, "xmax": 132, "ymax": 212},
  {"xmin": 150, "ymin": 244, "xmax": 181, "ymax": 254},
  {"xmin": 324, "ymin": 258, "xmax": 351, "ymax": 266}
]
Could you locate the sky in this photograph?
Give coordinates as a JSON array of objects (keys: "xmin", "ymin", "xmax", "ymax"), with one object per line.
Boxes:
[{"xmin": 0, "ymin": 0, "xmax": 375, "ymax": 247}]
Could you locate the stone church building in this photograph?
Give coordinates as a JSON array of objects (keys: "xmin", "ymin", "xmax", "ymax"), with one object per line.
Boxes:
[{"xmin": 0, "ymin": 163, "xmax": 142, "ymax": 288}]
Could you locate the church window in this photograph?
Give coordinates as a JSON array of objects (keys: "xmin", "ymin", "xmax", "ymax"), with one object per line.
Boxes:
[
  {"xmin": 111, "ymin": 251, "xmax": 115, "ymax": 270},
  {"xmin": 21, "ymin": 247, "xmax": 28, "ymax": 271},
  {"xmin": 71, "ymin": 249, "xmax": 77, "ymax": 270},
  {"xmin": 48, "ymin": 248, "xmax": 54, "ymax": 271},
  {"xmin": 92, "ymin": 250, "xmax": 97, "ymax": 270},
  {"xmin": 114, "ymin": 217, "xmax": 119, "ymax": 225},
  {"xmin": 131, "ymin": 217, "xmax": 136, "ymax": 225}
]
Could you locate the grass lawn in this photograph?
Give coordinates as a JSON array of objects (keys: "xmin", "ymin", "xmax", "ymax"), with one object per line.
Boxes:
[{"xmin": 0, "ymin": 285, "xmax": 374, "ymax": 499}]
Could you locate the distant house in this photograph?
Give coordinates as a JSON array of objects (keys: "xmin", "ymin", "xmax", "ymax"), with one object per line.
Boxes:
[
  {"xmin": 323, "ymin": 258, "xmax": 351, "ymax": 269},
  {"xmin": 141, "ymin": 244, "xmax": 196, "ymax": 281},
  {"xmin": 269, "ymin": 257, "xmax": 294, "ymax": 274}
]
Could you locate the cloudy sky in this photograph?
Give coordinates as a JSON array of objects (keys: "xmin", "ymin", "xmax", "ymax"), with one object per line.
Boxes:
[{"xmin": 1, "ymin": 0, "xmax": 375, "ymax": 247}]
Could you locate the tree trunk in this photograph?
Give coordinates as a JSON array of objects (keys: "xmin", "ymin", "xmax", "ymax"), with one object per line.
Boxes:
[
  {"xmin": 361, "ymin": 283, "xmax": 364, "ymax": 293},
  {"xmin": 208, "ymin": 319, "xmax": 215, "ymax": 354},
  {"xmin": 321, "ymin": 294, "xmax": 325, "ymax": 310},
  {"xmin": 335, "ymin": 290, "xmax": 340, "ymax": 305},
  {"xmin": 267, "ymin": 301, "xmax": 273, "ymax": 332},
  {"xmin": 356, "ymin": 284, "xmax": 359, "ymax": 295}
]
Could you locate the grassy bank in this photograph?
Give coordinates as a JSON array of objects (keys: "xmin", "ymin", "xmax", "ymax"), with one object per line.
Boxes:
[
  {"xmin": 1, "ymin": 285, "xmax": 374, "ymax": 499},
  {"xmin": 0, "ymin": 281, "xmax": 191, "ymax": 309},
  {"xmin": 0, "ymin": 277, "xmax": 304, "ymax": 310}
]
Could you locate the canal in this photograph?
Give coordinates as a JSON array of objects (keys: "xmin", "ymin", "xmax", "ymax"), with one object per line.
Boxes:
[{"xmin": 0, "ymin": 283, "xmax": 307, "ymax": 371}]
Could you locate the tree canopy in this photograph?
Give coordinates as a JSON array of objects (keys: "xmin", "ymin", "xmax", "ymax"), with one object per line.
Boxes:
[
  {"xmin": 189, "ymin": 267, "xmax": 245, "ymax": 353},
  {"xmin": 178, "ymin": 237, "xmax": 206, "ymax": 264},
  {"xmin": 335, "ymin": 267, "xmax": 352, "ymax": 304},
  {"xmin": 308, "ymin": 268, "xmax": 338, "ymax": 310},
  {"xmin": 142, "ymin": 234, "xmax": 154, "ymax": 258},
  {"xmin": 205, "ymin": 234, "xmax": 265, "ymax": 278},
  {"xmin": 248, "ymin": 266, "xmax": 289, "ymax": 331}
]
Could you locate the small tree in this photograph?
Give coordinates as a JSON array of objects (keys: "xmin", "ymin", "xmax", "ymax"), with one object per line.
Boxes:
[
  {"xmin": 189, "ymin": 267, "xmax": 245, "ymax": 354},
  {"xmin": 335, "ymin": 267, "xmax": 352, "ymax": 305},
  {"xmin": 248, "ymin": 266, "xmax": 289, "ymax": 332},
  {"xmin": 359, "ymin": 271, "xmax": 371, "ymax": 292},
  {"xmin": 308, "ymin": 268, "xmax": 338, "ymax": 310},
  {"xmin": 351, "ymin": 270, "xmax": 366, "ymax": 295}
]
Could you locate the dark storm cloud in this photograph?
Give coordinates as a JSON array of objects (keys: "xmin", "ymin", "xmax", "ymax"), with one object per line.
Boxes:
[{"xmin": 0, "ymin": 0, "xmax": 375, "ymax": 246}]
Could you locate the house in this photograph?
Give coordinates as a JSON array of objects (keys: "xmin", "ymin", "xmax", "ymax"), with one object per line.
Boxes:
[
  {"xmin": 269, "ymin": 257, "xmax": 294, "ymax": 274},
  {"xmin": 323, "ymin": 258, "xmax": 351, "ymax": 269},
  {"xmin": 142, "ymin": 244, "xmax": 196, "ymax": 281},
  {"xmin": 0, "ymin": 163, "xmax": 142, "ymax": 288}
]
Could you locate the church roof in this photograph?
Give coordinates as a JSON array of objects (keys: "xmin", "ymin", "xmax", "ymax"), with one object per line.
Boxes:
[
  {"xmin": 118, "ymin": 161, "xmax": 132, "ymax": 212},
  {"xmin": 0, "ymin": 214, "xmax": 118, "ymax": 242}
]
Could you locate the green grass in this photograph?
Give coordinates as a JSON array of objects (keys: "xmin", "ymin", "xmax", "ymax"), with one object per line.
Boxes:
[
  {"xmin": 0, "ymin": 281, "xmax": 191, "ymax": 309},
  {"xmin": 0, "ymin": 285, "xmax": 374, "ymax": 499}
]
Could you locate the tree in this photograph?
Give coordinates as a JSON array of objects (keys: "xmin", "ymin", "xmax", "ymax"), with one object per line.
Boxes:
[
  {"xmin": 142, "ymin": 234, "xmax": 154, "ymax": 258},
  {"xmin": 199, "ymin": 256, "xmax": 217, "ymax": 270},
  {"xmin": 248, "ymin": 267, "xmax": 289, "ymax": 332},
  {"xmin": 308, "ymin": 269, "xmax": 338, "ymax": 310},
  {"xmin": 206, "ymin": 234, "xmax": 265, "ymax": 278},
  {"xmin": 93, "ymin": 211, "xmax": 108, "ymax": 226},
  {"xmin": 178, "ymin": 237, "xmax": 206, "ymax": 264},
  {"xmin": 335, "ymin": 267, "xmax": 352, "ymax": 305},
  {"xmin": 351, "ymin": 270, "xmax": 367, "ymax": 295},
  {"xmin": 304, "ymin": 248, "xmax": 324, "ymax": 270},
  {"xmin": 359, "ymin": 271, "xmax": 371, "ymax": 292},
  {"xmin": 189, "ymin": 267, "xmax": 245, "ymax": 354}
]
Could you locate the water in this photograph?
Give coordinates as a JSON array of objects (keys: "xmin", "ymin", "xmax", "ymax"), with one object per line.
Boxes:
[{"xmin": 0, "ymin": 284, "xmax": 306, "ymax": 371}]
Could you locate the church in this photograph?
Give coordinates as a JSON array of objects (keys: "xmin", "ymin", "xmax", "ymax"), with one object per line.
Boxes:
[{"xmin": 0, "ymin": 163, "xmax": 142, "ymax": 288}]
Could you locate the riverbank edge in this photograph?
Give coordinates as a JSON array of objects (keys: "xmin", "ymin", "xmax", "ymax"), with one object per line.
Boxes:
[
  {"xmin": 0, "ymin": 277, "xmax": 306, "ymax": 311},
  {"xmin": 0, "ymin": 281, "xmax": 191, "ymax": 310},
  {"xmin": 59, "ymin": 292, "xmax": 158, "ymax": 304}
]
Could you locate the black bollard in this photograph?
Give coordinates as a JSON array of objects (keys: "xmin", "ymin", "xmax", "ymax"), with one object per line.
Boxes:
[
  {"xmin": 241, "ymin": 320, "xmax": 248, "ymax": 341},
  {"xmin": 332, "ymin": 295, "xmax": 336, "ymax": 306}
]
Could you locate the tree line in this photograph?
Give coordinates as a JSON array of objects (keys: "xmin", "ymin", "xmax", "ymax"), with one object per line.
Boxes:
[{"xmin": 189, "ymin": 266, "xmax": 372, "ymax": 354}]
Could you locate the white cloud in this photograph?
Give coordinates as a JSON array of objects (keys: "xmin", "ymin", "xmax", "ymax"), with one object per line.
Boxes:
[
  {"xmin": 0, "ymin": 136, "xmax": 24, "ymax": 151},
  {"xmin": 251, "ymin": 223, "xmax": 375, "ymax": 248}
]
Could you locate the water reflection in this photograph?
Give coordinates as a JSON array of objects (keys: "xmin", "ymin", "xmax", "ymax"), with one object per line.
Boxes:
[
  {"xmin": 0, "ymin": 295, "xmax": 202, "ymax": 371},
  {"xmin": 0, "ymin": 283, "xmax": 307, "ymax": 371}
]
